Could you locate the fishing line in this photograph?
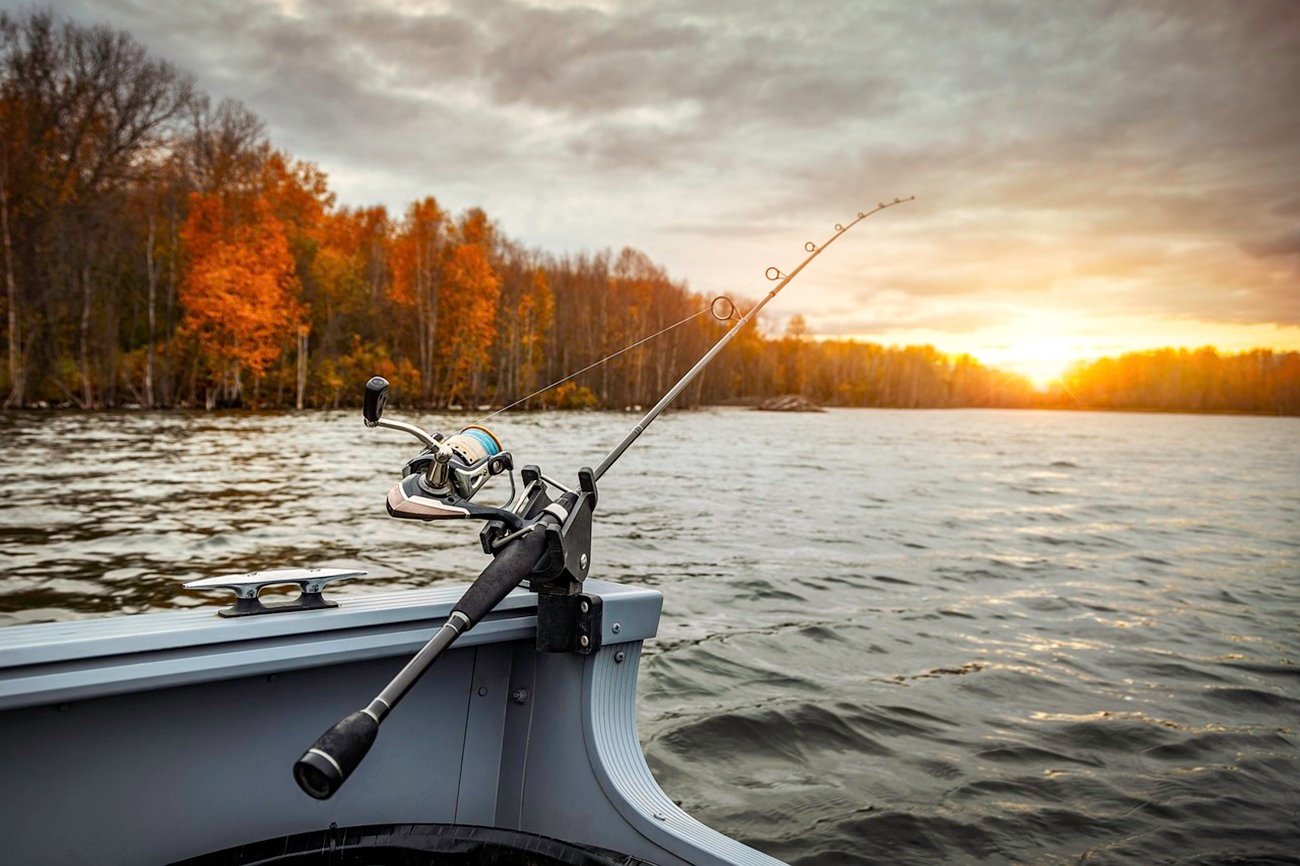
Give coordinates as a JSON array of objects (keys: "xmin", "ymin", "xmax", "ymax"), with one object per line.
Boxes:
[{"xmin": 476, "ymin": 296, "xmax": 738, "ymax": 423}]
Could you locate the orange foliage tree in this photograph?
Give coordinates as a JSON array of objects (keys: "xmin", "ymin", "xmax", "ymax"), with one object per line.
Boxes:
[
  {"xmin": 437, "ymin": 209, "xmax": 500, "ymax": 406},
  {"xmin": 1056, "ymin": 347, "xmax": 1300, "ymax": 414},
  {"xmin": 389, "ymin": 197, "xmax": 444, "ymax": 401},
  {"xmin": 180, "ymin": 193, "xmax": 304, "ymax": 406}
]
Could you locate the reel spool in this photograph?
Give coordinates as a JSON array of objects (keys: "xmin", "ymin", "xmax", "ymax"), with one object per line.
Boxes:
[
  {"xmin": 443, "ymin": 426, "xmax": 503, "ymax": 466},
  {"xmin": 387, "ymin": 423, "xmax": 515, "ymax": 522},
  {"xmin": 361, "ymin": 379, "xmax": 518, "ymax": 524},
  {"xmin": 424, "ymin": 424, "xmax": 510, "ymax": 497}
]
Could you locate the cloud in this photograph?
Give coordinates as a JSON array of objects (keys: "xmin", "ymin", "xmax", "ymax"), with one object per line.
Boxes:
[
  {"xmin": 44, "ymin": 0, "xmax": 1300, "ymax": 337},
  {"xmin": 1243, "ymin": 231, "xmax": 1300, "ymax": 260}
]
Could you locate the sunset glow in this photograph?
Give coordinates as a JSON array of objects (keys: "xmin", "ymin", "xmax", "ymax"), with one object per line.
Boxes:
[
  {"xmin": 842, "ymin": 317, "xmax": 1300, "ymax": 390},
  {"xmin": 27, "ymin": 0, "xmax": 1292, "ymax": 384},
  {"xmin": 4, "ymin": 2, "xmax": 1298, "ymax": 415}
]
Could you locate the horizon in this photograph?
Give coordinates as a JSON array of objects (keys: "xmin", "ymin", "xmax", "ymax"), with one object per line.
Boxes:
[{"xmin": 32, "ymin": 0, "xmax": 1300, "ymax": 386}]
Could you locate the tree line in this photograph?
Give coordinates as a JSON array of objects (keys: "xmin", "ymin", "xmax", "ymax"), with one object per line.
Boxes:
[
  {"xmin": 3, "ymin": 11, "xmax": 1296, "ymax": 416},
  {"xmin": 1050, "ymin": 348, "xmax": 1300, "ymax": 415}
]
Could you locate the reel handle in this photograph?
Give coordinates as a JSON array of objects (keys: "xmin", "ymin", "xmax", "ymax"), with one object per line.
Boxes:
[{"xmin": 363, "ymin": 376, "xmax": 389, "ymax": 425}]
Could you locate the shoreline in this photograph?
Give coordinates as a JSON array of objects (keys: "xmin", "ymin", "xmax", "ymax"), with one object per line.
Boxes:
[{"xmin": 1, "ymin": 403, "xmax": 1295, "ymax": 419}]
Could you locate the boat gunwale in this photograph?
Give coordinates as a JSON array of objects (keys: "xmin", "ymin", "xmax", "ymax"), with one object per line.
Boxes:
[{"xmin": 0, "ymin": 579, "xmax": 663, "ymax": 712}]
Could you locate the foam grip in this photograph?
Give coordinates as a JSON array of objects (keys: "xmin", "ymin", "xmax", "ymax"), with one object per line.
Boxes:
[
  {"xmin": 452, "ymin": 517, "xmax": 552, "ymax": 626},
  {"xmin": 293, "ymin": 710, "xmax": 379, "ymax": 800}
]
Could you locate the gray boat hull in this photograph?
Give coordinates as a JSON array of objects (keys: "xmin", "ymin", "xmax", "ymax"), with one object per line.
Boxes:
[{"xmin": 0, "ymin": 579, "xmax": 786, "ymax": 866}]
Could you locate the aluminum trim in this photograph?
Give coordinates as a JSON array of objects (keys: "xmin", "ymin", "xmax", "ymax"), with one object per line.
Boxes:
[{"xmin": 581, "ymin": 645, "xmax": 788, "ymax": 865}]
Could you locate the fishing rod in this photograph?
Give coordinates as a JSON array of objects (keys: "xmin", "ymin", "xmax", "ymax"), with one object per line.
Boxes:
[
  {"xmin": 596, "ymin": 196, "xmax": 914, "ymax": 479},
  {"xmin": 292, "ymin": 196, "xmax": 914, "ymax": 800}
]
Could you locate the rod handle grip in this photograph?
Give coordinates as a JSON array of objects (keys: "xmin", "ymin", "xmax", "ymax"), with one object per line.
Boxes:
[
  {"xmin": 292, "ymin": 710, "xmax": 379, "ymax": 800},
  {"xmin": 452, "ymin": 501, "xmax": 566, "ymax": 626}
]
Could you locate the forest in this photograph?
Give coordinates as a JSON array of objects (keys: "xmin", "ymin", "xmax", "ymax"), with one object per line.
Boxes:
[{"xmin": 2, "ymin": 11, "xmax": 1297, "ymax": 416}]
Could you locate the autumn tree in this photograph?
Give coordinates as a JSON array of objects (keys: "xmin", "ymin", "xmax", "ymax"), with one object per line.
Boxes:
[
  {"xmin": 436, "ymin": 209, "xmax": 500, "ymax": 407},
  {"xmin": 179, "ymin": 193, "xmax": 303, "ymax": 406},
  {"xmin": 780, "ymin": 314, "xmax": 810, "ymax": 395},
  {"xmin": 1055, "ymin": 347, "xmax": 1300, "ymax": 414},
  {"xmin": 389, "ymin": 197, "xmax": 444, "ymax": 401},
  {"xmin": 1, "ymin": 10, "xmax": 192, "ymax": 407},
  {"xmin": 492, "ymin": 244, "xmax": 554, "ymax": 408}
]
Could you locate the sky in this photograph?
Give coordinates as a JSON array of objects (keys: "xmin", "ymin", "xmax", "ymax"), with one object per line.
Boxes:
[{"xmin": 29, "ymin": 0, "xmax": 1300, "ymax": 385}]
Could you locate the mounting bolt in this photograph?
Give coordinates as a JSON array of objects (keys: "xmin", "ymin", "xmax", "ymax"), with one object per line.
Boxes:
[
  {"xmin": 612, "ymin": 622, "xmax": 621, "ymax": 634},
  {"xmin": 580, "ymin": 601, "xmax": 590, "ymax": 614},
  {"xmin": 614, "ymin": 651, "xmax": 626, "ymax": 664},
  {"xmin": 580, "ymin": 553, "xmax": 588, "ymax": 571},
  {"xmin": 477, "ymin": 686, "xmax": 488, "ymax": 697},
  {"xmin": 579, "ymin": 635, "xmax": 590, "ymax": 648},
  {"xmin": 511, "ymin": 688, "xmax": 529, "ymax": 705}
]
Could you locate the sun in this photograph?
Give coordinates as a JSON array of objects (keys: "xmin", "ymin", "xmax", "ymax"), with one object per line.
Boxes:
[
  {"xmin": 827, "ymin": 303, "xmax": 1300, "ymax": 392},
  {"xmin": 975, "ymin": 335, "xmax": 1082, "ymax": 390},
  {"xmin": 863, "ymin": 311, "xmax": 1097, "ymax": 391}
]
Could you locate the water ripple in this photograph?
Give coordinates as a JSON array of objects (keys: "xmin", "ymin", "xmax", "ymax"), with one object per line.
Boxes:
[{"xmin": 2, "ymin": 408, "xmax": 1299, "ymax": 862}]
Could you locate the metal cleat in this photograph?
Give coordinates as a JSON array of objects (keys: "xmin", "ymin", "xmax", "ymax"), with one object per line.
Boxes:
[{"xmin": 183, "ymin": 568, "xmax": 367, "ymax": 618}]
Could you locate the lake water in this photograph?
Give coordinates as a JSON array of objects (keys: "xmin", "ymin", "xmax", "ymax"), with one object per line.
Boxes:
[{"xmin": 1, "ymin": 408, "xmax": 1298, "ymax": 864}]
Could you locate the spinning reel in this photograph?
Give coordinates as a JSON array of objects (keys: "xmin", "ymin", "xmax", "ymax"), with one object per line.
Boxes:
[
  {"xmin": 364, "ymin": 377, "xmax": 529, "ymax": 535},
  {"xmin": 361, "ymin": 375, "xmax": 592, "ymax": 561}
]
